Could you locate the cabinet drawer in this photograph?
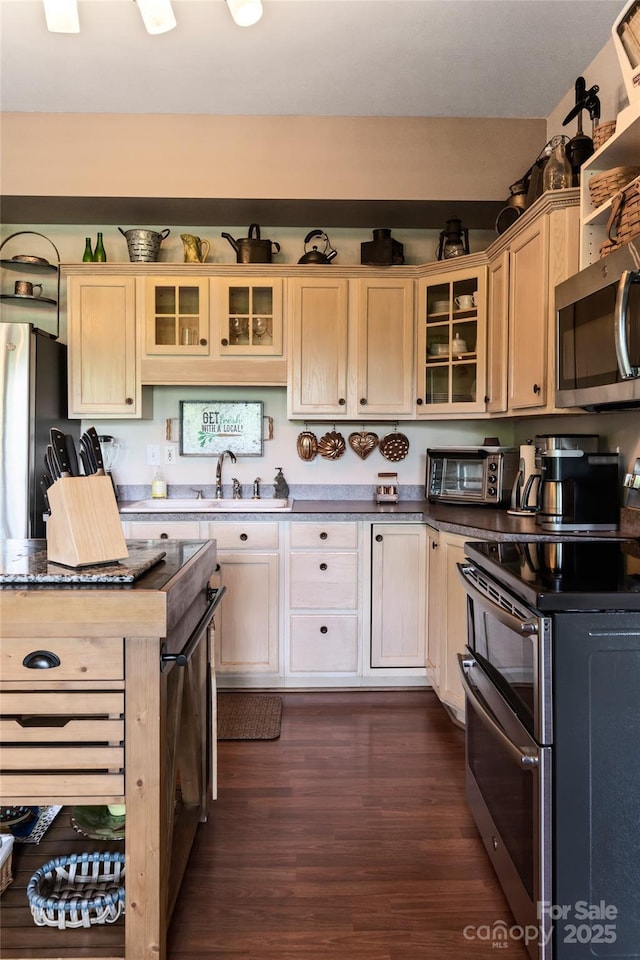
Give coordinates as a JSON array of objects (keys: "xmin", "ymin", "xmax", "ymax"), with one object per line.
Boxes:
[
  {"xmin": 0, "ymin": 636, "xmax": 124, "ymax": 684},
  {"xmin": 208, "ymin": 522, "xmax": 279, "ymax": 550},
  {"xmin": 126, "ymin": 520, "xmax": 201, "ymax": 539},
  {"xmin": 290, "ymin": 522, "xmax": 357, "ymax": 548},
  {"xmin": 0, "ymin": 690, "xmax": 125, "ymax": 801},
  {"xmin": 289, "ymin": 615, "xmax": 358, "ymax": 672},
  {"xmin": 289, "ymin": 552, "xmax": 358, "ymax": 608}
]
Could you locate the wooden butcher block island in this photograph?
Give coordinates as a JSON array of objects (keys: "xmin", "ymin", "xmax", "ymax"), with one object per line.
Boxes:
[{"xmin": 0, "ymin": 539, "xmax": 221, "ymax": 960}]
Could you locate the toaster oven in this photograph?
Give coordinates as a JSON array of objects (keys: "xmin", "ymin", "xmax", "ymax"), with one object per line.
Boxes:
[{"xmin": 426, "ymin": 446, "xmax": 519, "ymax": 506}]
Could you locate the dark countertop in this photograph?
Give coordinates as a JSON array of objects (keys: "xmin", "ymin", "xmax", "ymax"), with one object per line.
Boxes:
[
  {"xmin": 0, "ymin": 539, "xmax": 212, "ymax": 588},
  {"xmin": 119, "ymin": 499, "xmax": 633, "ymax": 542}
]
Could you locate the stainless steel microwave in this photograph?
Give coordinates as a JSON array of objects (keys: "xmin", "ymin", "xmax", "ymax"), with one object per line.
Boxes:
[
  {"xmin": 426, "ymin": 446, "xmax": 518, "ymax": 506},
  {"xmin": 556, "ymin": 240, "xmax": 640, "ymax": 410}
]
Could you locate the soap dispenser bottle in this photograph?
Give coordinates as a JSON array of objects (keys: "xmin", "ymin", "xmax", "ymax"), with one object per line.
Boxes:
[
  {"xmin": 274, "ymin": 467, "xmax": 289, "ymax": 499},
  {"xmin": 151, "ymin": 469, "xmax": 167, "ymax": 499}
]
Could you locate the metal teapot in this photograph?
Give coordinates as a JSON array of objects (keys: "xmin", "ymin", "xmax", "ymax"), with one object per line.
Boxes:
[
  {"xmin": 298, "ymin": 229, "xmax": 337, "ymax": 265},
  {"xmin": 221, "ymin": 223, "xmax": 280, "ymax": 264}
]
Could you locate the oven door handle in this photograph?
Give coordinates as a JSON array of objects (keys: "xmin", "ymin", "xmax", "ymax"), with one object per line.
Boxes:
[
  {"xmin": 456, "ymin": 563, "xmax": 538, "ymax": 636},
  {"xmin": 457, "ymin": 654, "xmax": 539, "ymax": 769}
]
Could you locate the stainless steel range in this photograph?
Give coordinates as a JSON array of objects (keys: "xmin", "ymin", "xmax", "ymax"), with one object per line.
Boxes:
[{"xmin": 457, "ymin": 539, "xmax": 640, "ymax": 960}]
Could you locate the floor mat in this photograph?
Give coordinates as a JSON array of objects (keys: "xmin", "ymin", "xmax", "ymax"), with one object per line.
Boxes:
[{"xmin": 216, "ymin": 694, "xmax": 283, "ymax": 740}]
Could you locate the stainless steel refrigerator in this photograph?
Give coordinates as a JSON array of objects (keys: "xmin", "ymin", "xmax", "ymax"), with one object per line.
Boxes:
[{"xmin": 1, "ymin": 323, "xmax": 73, "ymax": 538}]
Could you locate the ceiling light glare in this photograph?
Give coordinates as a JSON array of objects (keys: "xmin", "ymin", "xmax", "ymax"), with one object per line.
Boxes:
[
  {"xmin": 43, "ymin": 0, "xmax": 79, "ymax": 33},
  {"xmin": 136, "ymin": 0, "xmax": 177, "ymax": 35},
  {"xmin": 226, "ymin": 0, "xmax": 263, "ymax": 28}
]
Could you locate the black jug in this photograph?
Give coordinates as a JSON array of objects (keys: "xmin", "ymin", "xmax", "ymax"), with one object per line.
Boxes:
[{"xmin": 361, "ymin": 228, "xmax": 404, "ymax": 266}]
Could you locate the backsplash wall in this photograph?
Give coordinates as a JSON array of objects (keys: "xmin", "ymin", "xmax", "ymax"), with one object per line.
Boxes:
[{"xmin": 85, "ymin": 385, "xmax": 639, "ymax": 500}]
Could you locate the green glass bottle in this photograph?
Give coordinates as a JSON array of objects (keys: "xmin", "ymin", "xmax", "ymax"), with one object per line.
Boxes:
[
  {"xmin": 93, "ymin": 232, "xmax": 107, "ymax": 263},
  {"xmin": 82, "ymin": 237, "xmax": 93, "ymax": 262}
]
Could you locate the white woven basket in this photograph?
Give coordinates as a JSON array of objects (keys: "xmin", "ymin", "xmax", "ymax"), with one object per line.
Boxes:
[{"xmin": 27, "ymin": 851, "xmax": 125, "ymax": 929}]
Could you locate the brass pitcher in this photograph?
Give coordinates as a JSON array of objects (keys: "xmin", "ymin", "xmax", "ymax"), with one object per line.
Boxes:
[{"xmin": 181, "ymin": 234, "xmax": 210, "ymax": 263}]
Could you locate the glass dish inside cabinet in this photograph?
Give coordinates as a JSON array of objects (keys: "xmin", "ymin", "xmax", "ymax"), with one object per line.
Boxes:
[
  {"xmin": 221, "ymin": 279, "xmax": 283, "ymax": 355},
  {"xmin": 227, "ymin": 285, "xmax": 273, "ymax": 346},
  {"xmin": 152, "ymin": 284, "xmax": 203, "ymax": 348}
]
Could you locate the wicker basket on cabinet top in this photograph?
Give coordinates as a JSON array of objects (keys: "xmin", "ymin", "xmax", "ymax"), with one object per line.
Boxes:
[{"xmin": 588, "ymin": 166, "xmax": 640, "ymax": 207}]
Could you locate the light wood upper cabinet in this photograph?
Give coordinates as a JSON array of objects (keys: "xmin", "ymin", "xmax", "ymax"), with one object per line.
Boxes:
[
  {"xmin": 485, "ymin": 191, "xmax": 580, "ymax": 418},
  {"xmin": 508, "ymin": 215, "xmax": 549, "ymax": 410},
  {"xmin": 288, "ymin": 276, "xmax": 350, "ymax": 417},
  {"xmin": 143, "ymin": 277, "xmax": 210, "ymax": 356},
  {"xmin": 287, "ymin": 275, "xmax": 414, "ymax": 419},
  {"xmin": 485, "ymin": 250, "xmax": 509, "ymax": 414},
  {"xmin": 67, "ymin": 274, "xmax": 150, "ymax": 419},
  {"xmin": 214, "ymin": 277, "xmax": 283, "ymax": 357},
  {"xmin": 354, "ymin": 279, "xmax": 414, "ymax": 418},
  {"xmin": 416, "ymin": 262, "xmax": 487, "ymax": 416}
]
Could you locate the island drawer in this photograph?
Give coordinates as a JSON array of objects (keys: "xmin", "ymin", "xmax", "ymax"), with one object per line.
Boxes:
[
  {"xmin": 0, "ymin": 690, "xmax": 125, "ymax": 801},
  {"xmin": 0, "ymin": 636, "xmax": 124, "ymax": 684}
]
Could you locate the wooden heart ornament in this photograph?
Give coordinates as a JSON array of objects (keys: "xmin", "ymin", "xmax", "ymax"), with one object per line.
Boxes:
[{"xmin": 348, "ymin": 431, "xmax": 379, "ymax": 460}]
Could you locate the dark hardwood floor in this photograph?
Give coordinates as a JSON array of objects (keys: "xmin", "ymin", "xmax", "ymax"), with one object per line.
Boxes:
[{"xmin": 168, "ymin": 690, "xmax": 529, "ymax": 959}]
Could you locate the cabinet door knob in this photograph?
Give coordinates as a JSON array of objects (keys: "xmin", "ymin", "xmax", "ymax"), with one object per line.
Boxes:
[
  {"xmin": 484, "ymin": 395, "xmax": 490, "ymax": 404},
  {"xmin": 320, "ymin": 625, "xmax": 328, "ymax": 634},
  {"xmin": 221, "ymin": 338, "xmax": 229, "ymax": 346},
  {"xmin": 320, "ymin": 562, "xmax": 328, "ymax": 571},
  {"xmin": 200, "ymin": 338, "xmax": 207, "ymax": 346},
  {"xmin": 320, "ymin": 531, "xmax": 328, "ymax": 540},
  {"xmin": 23, "ymin": 650, "xmax": 61, "ymax": 669},
  {"xmin": 533, "ymin": 383, "xmax": 541, "ymax": 395},
  {"xmin": 240, "ymin": 533, "xmax": 248, "ymax": 541},
  {"xmin": 126, "ymin": 397, "xmax": 133, "ymax": 405},
  {"xmin": 160, "ymin": 532, "xmax": 169, "ymax": 539},
  {"xmin": 416, "ymin": 398, "xmax": 423, "ymax": 405},
  {"xmin": 360, "ymin": 398, "xmax": 367, "ymax": 405},
  {"xmin": 375, "ymin": 534, "xmax": 383, "ymax": 542},
  {"xmin": 338, "ymin": 398, "xmax": 346, "ymax": 405}
]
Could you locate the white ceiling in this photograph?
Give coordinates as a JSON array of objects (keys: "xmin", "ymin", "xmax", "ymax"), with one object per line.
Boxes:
[{"xmin": 0, "ymin": 0, "xmax": 624, "ymax": 119}]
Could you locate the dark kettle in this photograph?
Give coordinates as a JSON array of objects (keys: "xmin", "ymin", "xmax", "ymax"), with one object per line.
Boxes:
[
  {"xmin": 221, "ymin": 223, "xmax": 280, "ymax": 264},
  {"xmin": 298, "ymin": 230, "xmax": 338, "ymax": 265}
]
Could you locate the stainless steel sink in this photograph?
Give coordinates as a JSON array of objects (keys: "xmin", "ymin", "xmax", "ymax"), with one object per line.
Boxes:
[{"xmin": 120, "ymin": 498, "xmax": 294, "ymax": 513}]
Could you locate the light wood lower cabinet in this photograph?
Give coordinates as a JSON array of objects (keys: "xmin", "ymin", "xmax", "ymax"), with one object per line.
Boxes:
[
  {"xmin": 206, "ymin": 522, "xmax": 280, "ymax": 677},
  {"xmin": 426, "ymin": 527, "xmax": 474, "ymax": 723},
  {"xmin": 370, "ymin": 523, "xmax": 426, "ymax": 669},
  {"xmin": 287, "ymin": 522, "xmax": 360, "ymax": 676}
]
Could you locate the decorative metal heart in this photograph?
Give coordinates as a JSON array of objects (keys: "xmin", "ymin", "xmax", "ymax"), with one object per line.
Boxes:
[{"xmin": 348, "ymin": 431, "xmax": 379, "ymax": 460}]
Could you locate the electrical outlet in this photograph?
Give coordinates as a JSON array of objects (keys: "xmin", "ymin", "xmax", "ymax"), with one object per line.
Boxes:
[
  {"xmin": 147, "ymin": 444, "xmax": 161, "ymax": 465},
  {"xmin": 164, "ymin": 444, "xmax": 177, "ymax": 465}
]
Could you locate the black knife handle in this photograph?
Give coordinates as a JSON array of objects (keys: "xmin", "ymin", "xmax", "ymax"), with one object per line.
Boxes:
[
  {"xmin": 65, "ymin": 434, "xmax": 80, "ymax": 477},
  {"xmin": 50, "ymin": 428, "xmax": 71, "ymax": 477},
  {"xmin": 85, "ymin": 426, "xmax": 105, "ymax": 474}
]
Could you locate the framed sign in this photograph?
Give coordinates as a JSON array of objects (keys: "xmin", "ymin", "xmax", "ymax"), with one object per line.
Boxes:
[{"xmin": 179, "ymin": 401, "xmax": 264, "ymax": 457}]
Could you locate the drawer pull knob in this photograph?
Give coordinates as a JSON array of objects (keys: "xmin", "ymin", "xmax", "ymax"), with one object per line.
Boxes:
[
  {"xmin": 160, "ymin": 532, "xmax": 169, "ymax": 540},
  {"xmin": 320, "ymin": 531, "xmax": 328, "ymax": 540},
  {"xmin": 23, "ymin": 650, "xmax": 61, "ymax": 670},
  {"xmin": 320, "ymin": 562, "xmax": 328, "ymax": 571},
  {"xmin": 320, "ymin": 625, "xmax": 328, "ymax": 634},
  {"xmin": 240, "ymin": 533, "xmax": 248, "ymax": 541}
]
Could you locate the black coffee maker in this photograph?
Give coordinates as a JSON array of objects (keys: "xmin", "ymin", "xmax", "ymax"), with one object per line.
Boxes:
[{"xmin": 534, "ymin": 434, "xmax": 619, "ymax": 532}]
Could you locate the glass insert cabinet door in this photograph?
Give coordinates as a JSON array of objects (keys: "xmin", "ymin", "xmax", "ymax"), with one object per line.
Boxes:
[
  {"xmin": 416, "ymin": 266, "xmax": 486, "ymax": 414},
  {"xmin": 217, "ymin": 278, "xmax": 283, "ymax": 356},
  {"xmin": 145, "ymin": 278, "xmax": 210, "ymax": 355}
]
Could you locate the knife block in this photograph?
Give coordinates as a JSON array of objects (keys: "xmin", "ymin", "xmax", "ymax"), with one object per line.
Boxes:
[{"xmin": 46, "ymin": 476, "xmax": 129, "ymax": 568}]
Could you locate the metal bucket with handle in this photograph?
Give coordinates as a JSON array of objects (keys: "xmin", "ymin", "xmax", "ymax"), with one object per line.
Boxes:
[{"xmin": 119, "ymin": 227, "xmax": 170, "ymax": 262}]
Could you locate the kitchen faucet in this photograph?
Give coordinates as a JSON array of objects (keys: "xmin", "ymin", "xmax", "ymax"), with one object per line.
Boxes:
[{"xmin": 215, "ymin": 450, "xmax": 237, "ymax": 498}]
